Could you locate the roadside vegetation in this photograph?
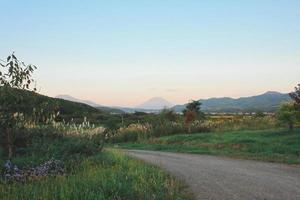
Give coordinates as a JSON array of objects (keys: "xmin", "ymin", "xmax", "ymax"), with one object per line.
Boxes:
[
  {"xmin": 0, "ymin": 148, "xmax": 190, "ymax": 200},
  {"xmin": 116, "ymin": 129, "xmax": 300, "ymax": 164}
]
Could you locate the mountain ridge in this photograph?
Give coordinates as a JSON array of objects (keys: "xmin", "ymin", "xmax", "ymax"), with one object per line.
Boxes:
[
  {"xmin": 56, "ymin": 91, "xmax": 291, "ymax": 113},
  {"xmin": 55, "ymin": 95, "xmax": 102, "ymax": 108},
  {"xmin": 173, "ymin": 91, "xmax": 291, "ymax": 113}
]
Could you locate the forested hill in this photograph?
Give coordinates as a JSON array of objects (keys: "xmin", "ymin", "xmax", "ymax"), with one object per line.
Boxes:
[{"xmin": 173, "ymin": 91, "xmax": 291, "ymax": 113}]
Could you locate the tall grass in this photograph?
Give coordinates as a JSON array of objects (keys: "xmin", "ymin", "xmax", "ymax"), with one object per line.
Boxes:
[
  {"xmin": 210, "ymin": 116, "xmax": 277, "ymax": 132},
  {"xmin": 110, "ymin": 121, "xmax": 211, "ymax": 143},
  {"xmin": 0, "ymin": 150, "xmax": 191, "ymax": 200},
  {"xmin": 110, "ymin": 116, "xmax": 278, "ymax": 143}
]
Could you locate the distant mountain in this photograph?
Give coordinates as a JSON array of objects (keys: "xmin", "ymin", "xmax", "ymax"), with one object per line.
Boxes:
[
  {"xmin": 1, "ymin": 88, "xmax": 107, "ymax": 124},
  {"xmin": 56, "ymin": 95, "xmax": 124, "ymax": 114},
  {"xmin": 173, "ymin": 91, "xmax": 291, "ymax": 113},
  {"xmin": 56, "ymin": 91, "xmax": 291, "ymax": 114},
  {"xmin": 55, "ymin": 95, "xmax": 102, "ymax": 107},
  {"xmin": 55, "ymin": 94, "xmax": 158, "ymax": 114},
  {"xmin": 137, "ymin": 97, "xmax": 173, "ymax": 110}
]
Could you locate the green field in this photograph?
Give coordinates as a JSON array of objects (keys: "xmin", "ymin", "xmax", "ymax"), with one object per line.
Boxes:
[
  {"xmin": 116, "ymin": 129, "xmax": 300, "ymax": 164},
  {"xmin": 0, "ymin": 150, "xmax": 191, "ymax": 200}
]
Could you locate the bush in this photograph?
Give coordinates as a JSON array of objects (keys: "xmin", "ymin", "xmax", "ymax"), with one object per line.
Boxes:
[
  {"xmin": 111, "ymin": 124, "xmax": 151, "ymax": 143},
  {"xmin": 0, "ymin": 124, "xmax": 105, "ymax": 168},
  {"xmin": 110, "ymin": 121, "xmax": 211, "ymax": 143},
  {"xmin": 210, "ymin": 116, "xmax": 277, "ymax": 132}
]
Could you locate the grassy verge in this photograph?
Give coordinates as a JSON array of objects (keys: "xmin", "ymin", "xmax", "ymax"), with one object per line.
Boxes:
[
  {"xmin": 115, "ymin": 129, "xmax": 300, "ymax": 164},
  {"xmin": 0, "ymin": 150, "xmax": 191, "ymax": 200}
]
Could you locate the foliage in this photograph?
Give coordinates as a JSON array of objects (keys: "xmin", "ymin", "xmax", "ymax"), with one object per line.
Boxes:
[
  {"xmin": 183, "ymin": 100, "xmax": 205, "ymax": 133},
  {"xmin": 110, "ymin": 113, "xmax": 282, "ymax": 143},
  {"xmin": 276, "ymin": 102, "xmax": 298, "ymax": 131},
  {"xmin": 0, "ymin": 123, "xmax": 105, "ymax": 167},
  {"xmin": 289, "ymin": 84, "xmax": 300, "ymax": 108},
  {"xmin": 183, "ymin": 100, "xmax": 204, "ymax": 118},
  {"xmin": 159, "ymin": 108, "xmax": 177, "ymax": 122},
  {"xmin": 110, "ymin": 123, "xmax": 151, "ymax": 143},
  {"xmin": 210, "ymin": 115, "xmax": 278, "ymax": 132},
  {"xmin": 0, "ymin": 53, "xmax": 36, "ymax": 90},
  {"xmin": 110, "ymin": 120, "xmax": 211, "ymax": 143},
  {"xmin": 183, "ymin": 110, "xmax": 197, "ymax": 128},
  {"xmin": 290, "ymin": 84, "xmax": 300, "ymax": 121},
  {"xmin": 0, "ymin": 150, "xmax": 191, "ymax": 200},
  {"xmin": 0, "ymin": 53, "xmax": 38, "ymax": 158}
]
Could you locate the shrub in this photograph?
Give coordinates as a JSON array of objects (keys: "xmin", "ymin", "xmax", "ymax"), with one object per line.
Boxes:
[
  {"xmin": 111, "ymin": 124, "xmax": 151, "ymax": 143},
  {"xmin": 210, "ymin": 115, "xmax": 277, "ymax": 132},
  {"xmin": 110, "ymin": 121, "xmax": 211, "ymax": 143}
]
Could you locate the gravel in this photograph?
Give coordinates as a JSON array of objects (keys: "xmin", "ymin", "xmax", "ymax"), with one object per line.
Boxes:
[{"xmin": 127, "ymin": 150, "xmax": 300, "ymax": 200}]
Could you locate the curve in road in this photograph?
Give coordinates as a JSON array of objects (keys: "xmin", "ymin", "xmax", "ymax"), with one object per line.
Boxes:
[{"xmin": 126, "ymin": 150, "xmax": 300, "ymax": 200}]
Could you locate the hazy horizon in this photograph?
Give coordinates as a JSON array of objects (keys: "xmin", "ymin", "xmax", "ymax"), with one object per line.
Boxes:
[
  {"xmin": 55, "ymin": 90, "xmax": 288, "ymax": 108},
  {"xmin": 1, "ymin": 1, "xmax": 299, "ymax": 107}
]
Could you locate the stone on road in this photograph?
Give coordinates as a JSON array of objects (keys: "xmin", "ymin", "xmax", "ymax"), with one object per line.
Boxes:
[{"xmin": 126, "ymin": 150, "xmax": 300, "ymax": 200}]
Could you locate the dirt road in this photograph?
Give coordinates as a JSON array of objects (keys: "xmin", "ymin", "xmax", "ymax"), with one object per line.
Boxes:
[{"xmin": 126, "ymin": 150, "xmax": 300, "ymax": 200}]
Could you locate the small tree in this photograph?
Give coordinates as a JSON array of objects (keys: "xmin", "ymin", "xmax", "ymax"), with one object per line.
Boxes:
[
  {"xmin": 0, "ymin": 53, "xmax": 37, "ymax": 158},
  {"xmin": 276, "ymin": 102, "xmax": 297, "ymax": 131},
  {"xmin": 183, "ymin": 100, "xmax": 205, "ymax": 133},
  {"xmin": 289, "ymin": 84, "xmax": 300, "ymax": 115}
]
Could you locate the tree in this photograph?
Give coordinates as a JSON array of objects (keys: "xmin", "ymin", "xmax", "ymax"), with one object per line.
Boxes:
[
  {"xmin": 289, "ymin": 84, "xmax": 300, "ymax": 112},
  {"xmin": 0, "ymin": 53, "xmax": 37, "ymax": 158},
  {"xmin": 183, "ymin": 100, "xmax": 205, "ymax": 133},
  {"xmin": 276, "ymin": 102, "xmax": 298, "ymax": 131}
]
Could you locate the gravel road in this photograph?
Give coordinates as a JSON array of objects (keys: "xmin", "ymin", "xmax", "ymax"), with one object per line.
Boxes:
[{"xmin": 126, "ymin": 150, "xmax": 300, "ymax": 200}]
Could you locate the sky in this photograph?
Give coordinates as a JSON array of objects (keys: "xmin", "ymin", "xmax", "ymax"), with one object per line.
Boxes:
[{"xmin": 0, "ymin": 0, "xmax": 299, "ymax": 107}]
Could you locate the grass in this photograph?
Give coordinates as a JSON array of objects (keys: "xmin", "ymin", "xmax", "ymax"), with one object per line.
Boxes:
[
  {"xmin": 0, "ymin": 150, "xmax": 191, "ymax": 200},
  {"xmin": 0, "ymin": 125, "xmax": 192, "ymax": 200},
  {"xmin": 116, "ymin": 129, "xmax": 300, "ymax": 164}
]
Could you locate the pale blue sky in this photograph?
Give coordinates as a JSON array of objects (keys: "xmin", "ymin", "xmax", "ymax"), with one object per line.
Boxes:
[{"xmin": 1, "ymin": 0, "xmax": 299, "ymax": 106}]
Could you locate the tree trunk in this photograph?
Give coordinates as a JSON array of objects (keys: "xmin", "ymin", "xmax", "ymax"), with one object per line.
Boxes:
[{"xmin": 6, "ymin": 128, "xmax": 13, "ymax": 159}]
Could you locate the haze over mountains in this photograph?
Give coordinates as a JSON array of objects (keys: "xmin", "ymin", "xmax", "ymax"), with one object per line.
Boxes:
[
  {"xmin": 56, "ymin": 91, "xmax": 291, "ymax": 113},
  {"xmin": 174, "ymin": 91, "xmax": 290, "ymax": 113},
  {"xmin": 137, "ymin": 97, "xmax": 173, "ymax": 110},
  {"xmin": 55, "ymin": 95, "xmax": 102, "ymax": 108}
]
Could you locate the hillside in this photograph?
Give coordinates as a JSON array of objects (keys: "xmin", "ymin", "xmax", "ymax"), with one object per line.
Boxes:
[
  {"xmin": 56, "ymin": 95, "xmax": 125, "ymax": 114},
  {"xmin": 0, "ymin": 88, "xmax": 111, "ymax": 124},
  {"xmin": 55, "ymin": 95, "xmax": 102, "ymax": 107},
  {"xmin": 173, "ymin": 91, "xmax": 291, "ymax": 113}
]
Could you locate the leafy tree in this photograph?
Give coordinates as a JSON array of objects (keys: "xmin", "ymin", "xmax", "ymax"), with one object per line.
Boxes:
[
  {"xmin": 0, "ymin": 53, "xmax": 37, "ymax": 158},
  {"xmin": 183, "ymin": 100, "xmax": 205, "ymax": 118},
  {"xmin": 276, "ymin": 102, "xmax": 298, "ymax": 131},
  {"xmin": 289, "ymin": 84, "xmax": 300, "ymax": 112},
  {"xmin": 183, "ymin": 100, "xmax": 205, "ymax": 133}
]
